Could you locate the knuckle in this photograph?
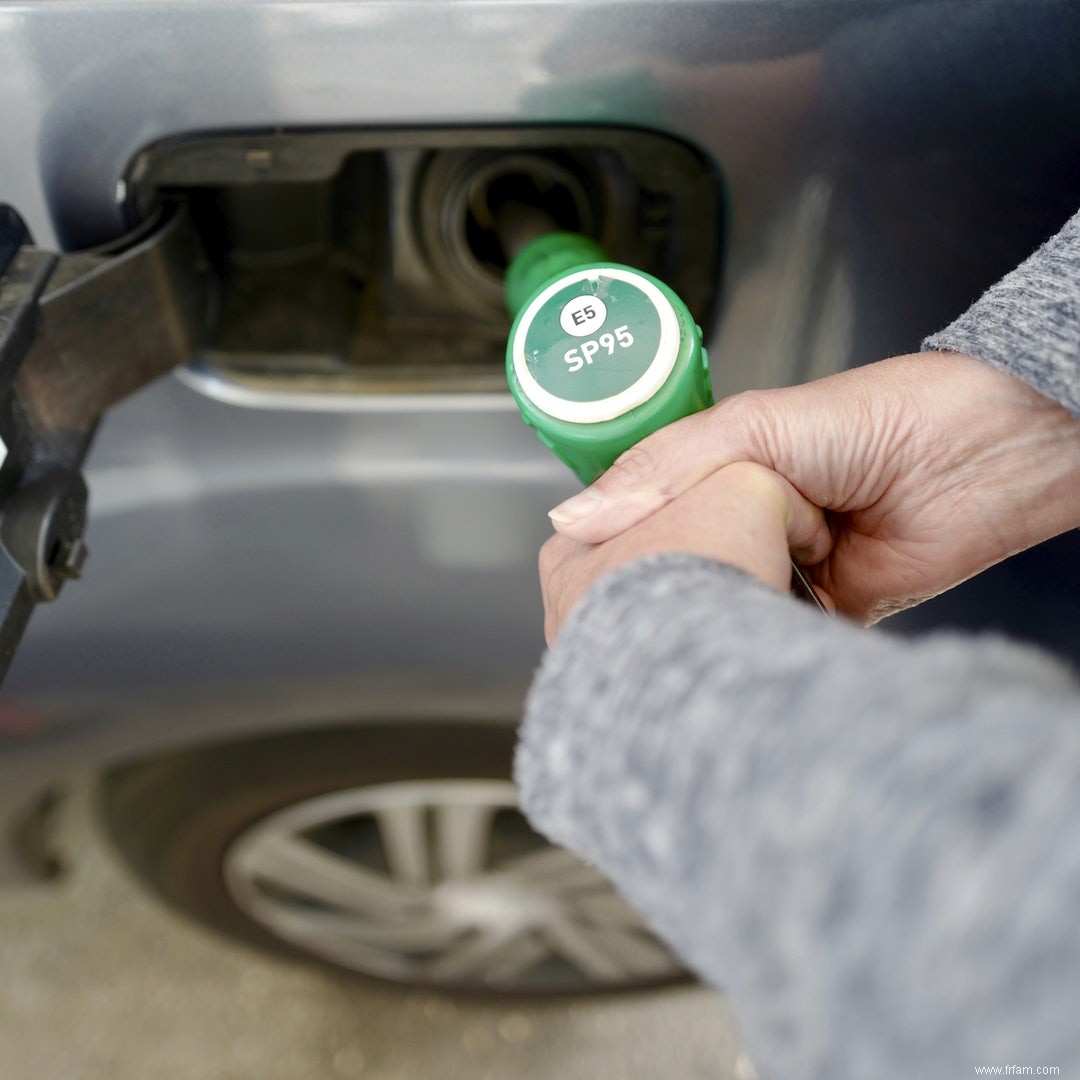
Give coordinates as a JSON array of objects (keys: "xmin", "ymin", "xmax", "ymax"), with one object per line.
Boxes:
[
  {"xmin": 724, "ymin": 388, "xmax": 772, "ymax": 435},
  {"xmin": 719, "ymin": 388, "xmax": 785, "ymax": 467},
  {"xmin": 606, "ymin": 441, "xmax": 660, "ymax": 489},
  {"xmin": 707, "ymin": 459, "xmax": 762, "ymax": 496},
  {"xmin": 726, "ymin": 459, "xmax": 778, "ymax": 491}
]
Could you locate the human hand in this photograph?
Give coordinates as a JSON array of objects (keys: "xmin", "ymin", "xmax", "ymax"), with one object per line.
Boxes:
[
  {"xmin": 547, "ymin": 352, "xmax": 1080, "ymax": 624},
  {"xmin": 540, "ymin": 461, "xmax": 831, "ymax": 644}
]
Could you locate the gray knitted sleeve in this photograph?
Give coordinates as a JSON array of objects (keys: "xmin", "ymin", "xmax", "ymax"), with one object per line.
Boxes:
[
  {"xmin": 923, "ymin": 207, "xmax": 1080, "ymax": 415},
  {"xmin": 516, "ymin": 555, "xmax": 1080, "ymax": 1079}
]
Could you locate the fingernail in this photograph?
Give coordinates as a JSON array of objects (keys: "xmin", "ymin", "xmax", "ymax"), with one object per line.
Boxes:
[{"xmin": 548, "ymin": 486, "xmax": 604, "ymax": 525}]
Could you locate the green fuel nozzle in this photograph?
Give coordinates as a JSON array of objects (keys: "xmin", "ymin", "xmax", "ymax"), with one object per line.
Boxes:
[
  {"xmin": 503, "ymin": 229, "xmax": 827, "ymax": 613},
  {"xmin": 504, "ymin": 233, "xmax": 713, "ymax": 485}
]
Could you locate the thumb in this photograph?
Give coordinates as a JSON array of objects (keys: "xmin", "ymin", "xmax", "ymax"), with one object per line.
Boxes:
[{"xmin": 547, "ymin": 395, "xmax": 768, "ymax": 544}]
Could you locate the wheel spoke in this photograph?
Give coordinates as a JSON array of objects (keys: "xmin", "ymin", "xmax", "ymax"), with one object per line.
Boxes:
[
  {"xmin": 421, "ymin": 926, "xmax": 529, "ymax": 982},
  {"xmin": 540, "ymin": 915, "xmax": 628, "ymax": 981},
  {"xmin": 237, "ymin": 832, "xmax": 426, "ymax": 918},
  {"xmin": 259, "ymin": 906, "xmax": 464, "ymax": 953},
  {"xmin": 572, "ymin": 923, "xmax": 679, "ymax": 977},
  {"xmin": 435, "ymin": 801, "xmax": 495, "ymax": 881},
  {"xmin": 571, "ymin": 891, "xmax": 651, "ymax": 930},
  {"xmin": 497, "ymin": 846, "xmax": 610, "ymax": 892},
  {"xmin": 374, "ymin": 803, "xmax": 430, "ymax": 886}
]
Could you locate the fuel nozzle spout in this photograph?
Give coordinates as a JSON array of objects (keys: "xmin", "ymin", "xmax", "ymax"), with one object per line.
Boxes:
[
  {"xmin": 493, "ymin": 198, "xmax": 607, "ymax": 317},
  {"xmin": 502, "ymin": 230, "xmax": 608, "ymax": 318}
]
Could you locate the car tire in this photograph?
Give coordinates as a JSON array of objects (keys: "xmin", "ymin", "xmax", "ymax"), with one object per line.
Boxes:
[{"xmin": 99, "ymin": 723, "xmax": 684, "ymax": 995}]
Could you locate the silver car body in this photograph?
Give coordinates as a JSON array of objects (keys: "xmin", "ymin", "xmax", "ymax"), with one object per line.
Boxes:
[{"xmin": 0, "ymin": 0, "xmax": 1075, "ymax": 884}]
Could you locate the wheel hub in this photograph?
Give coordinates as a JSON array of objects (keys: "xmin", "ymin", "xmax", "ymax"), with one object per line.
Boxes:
[{"xmin": 432, "ymin": 875, "xmax": 554, "ymax": 932}]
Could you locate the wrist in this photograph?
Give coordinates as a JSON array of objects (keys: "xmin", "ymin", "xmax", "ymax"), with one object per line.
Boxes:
[{"xmin": 917, "ymin": 350, "xmax": 1080, "ymax": 547}]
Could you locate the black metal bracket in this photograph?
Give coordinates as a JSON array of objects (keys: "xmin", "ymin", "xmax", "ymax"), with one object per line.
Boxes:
[{"xmin": 0, "ymin": 202, "xmax": 208, "ymax": 681}]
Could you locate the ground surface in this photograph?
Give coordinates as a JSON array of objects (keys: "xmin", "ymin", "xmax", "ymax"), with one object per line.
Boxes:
[{"xmin": 0, "ymin": 784, "xmax": 746, "ymax": 1080}]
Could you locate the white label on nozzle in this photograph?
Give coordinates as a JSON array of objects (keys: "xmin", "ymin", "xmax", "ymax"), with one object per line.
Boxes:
[
  {"xmin": 512, "ymin": 267, "xmax": 680, "ymax": 425},
  {"xmin": 559, "ymin": 295, "xmax": 608, "ymax": 337}
]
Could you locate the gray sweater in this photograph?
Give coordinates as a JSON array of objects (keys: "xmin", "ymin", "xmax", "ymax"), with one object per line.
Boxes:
[{"xmin": 516, "ymin": 211, "xmax": 1080, "ymax": 1079}]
